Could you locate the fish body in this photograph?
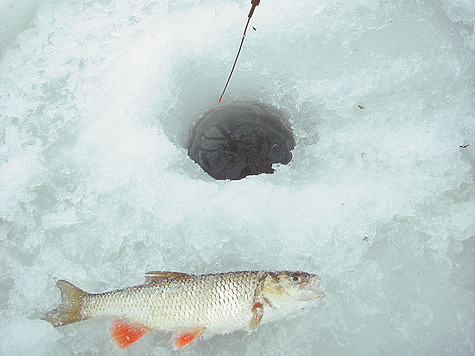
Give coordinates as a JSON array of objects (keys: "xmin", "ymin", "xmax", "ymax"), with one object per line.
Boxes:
[{"xmin": 44, "ymin": 270, "xmax": 324, "ymax": 349}]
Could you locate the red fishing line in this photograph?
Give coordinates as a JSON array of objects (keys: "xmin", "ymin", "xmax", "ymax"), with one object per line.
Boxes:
[{"xmin": 218, "ymin": 0, "xmax": 260, "ymax": 102}]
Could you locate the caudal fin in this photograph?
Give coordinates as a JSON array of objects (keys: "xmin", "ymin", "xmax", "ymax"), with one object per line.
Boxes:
[{"xmin": 43, "ymin": 280, "xmax": 89, "ymax": 327}]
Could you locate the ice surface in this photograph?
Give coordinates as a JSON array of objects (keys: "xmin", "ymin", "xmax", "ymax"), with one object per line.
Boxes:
[{"xmin": 0, "ymin": 0, "xmax": 474, "ymax": 355}]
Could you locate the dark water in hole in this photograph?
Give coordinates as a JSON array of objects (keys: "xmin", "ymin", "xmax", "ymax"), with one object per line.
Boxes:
[{"xmin": 187, "ymin": 102, "xmax": 295, "ymax": 180}]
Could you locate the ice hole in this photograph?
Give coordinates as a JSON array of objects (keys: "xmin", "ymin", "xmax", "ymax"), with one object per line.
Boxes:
[{"xmin": 187, "ymin": 102, "xmax": 295, "ymax": 180}]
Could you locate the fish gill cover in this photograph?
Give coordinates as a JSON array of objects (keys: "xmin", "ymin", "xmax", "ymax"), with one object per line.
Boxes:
[{"xmin": 0, "ymin": 0, "xmax": 474, "ymax": 355}]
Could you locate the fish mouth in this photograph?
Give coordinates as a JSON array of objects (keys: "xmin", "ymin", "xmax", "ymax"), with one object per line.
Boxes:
[{"xmin": 298, "ymin": 286, "xmax": 325, "ymax": 302}]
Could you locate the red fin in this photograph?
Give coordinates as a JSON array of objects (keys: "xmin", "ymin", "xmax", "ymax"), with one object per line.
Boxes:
[
  {"xmin": 250, "ymin": 302, "xmax": 264, "ymax": 329},
  {"xmin": 110, "ymin": 320, "xmax": 149, "ymax": 348},
  {"xmin": 172, "ymin": 327, "xmax": 205, "ymax": 349}
]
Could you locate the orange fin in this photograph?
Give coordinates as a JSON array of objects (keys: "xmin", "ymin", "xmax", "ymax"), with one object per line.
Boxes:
[
  {"xmin": 145, "ymin": 271, "xmax": 191, "ymax": 283},
  {"xmin": 110, "ymin": 320, "xmax": 150, "ymax": 348},
  {"xmin": 172, "ymin": 327, "xmax": 205, "ymax": 349},
  {"xmin": 249, "ymin": 302, "xmax": 264, "ymax": 330}
]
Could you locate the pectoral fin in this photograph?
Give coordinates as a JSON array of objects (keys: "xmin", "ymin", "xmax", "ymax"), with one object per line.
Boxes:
[
  {"xmin": 110, "ymin": 320, "xmax": 150, "ymax": 348},
  {"xmin": 145, "ymin": 271, "xmax": 191, "ymax": 283},
  {"xmin": 171, "ymin": 327, "xmax": 205, "ymax": 349},
  {"xmin": 249, "ymin": 302, "xmax": 264, "ymax": 330}
]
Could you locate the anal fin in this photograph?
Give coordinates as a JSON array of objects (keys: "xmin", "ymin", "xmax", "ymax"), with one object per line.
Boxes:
[
  {"xmin": 111, "ymin": 319, "xmax": 150, "ymax": 348},
  {"xmin": 172, "ymin": 327, "xmax": 205, "ymax": 349}
]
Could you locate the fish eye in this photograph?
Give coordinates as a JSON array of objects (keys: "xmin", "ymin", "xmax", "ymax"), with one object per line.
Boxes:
[{"xmin": 292, "ymin": 276, "xmax": 300, "ymax": 283}]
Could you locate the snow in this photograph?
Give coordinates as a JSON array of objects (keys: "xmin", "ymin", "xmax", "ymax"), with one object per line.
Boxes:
[{"xmin": 0, "ymin": 0, "xmax": 474, "ymax": 354}]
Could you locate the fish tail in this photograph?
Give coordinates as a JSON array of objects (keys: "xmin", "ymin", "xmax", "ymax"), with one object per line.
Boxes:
[{"xmin": 43, "ymin": 280, "xmax": 89, "ymax": 327}]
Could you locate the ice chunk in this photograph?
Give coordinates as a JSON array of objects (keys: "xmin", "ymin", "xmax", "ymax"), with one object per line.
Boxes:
[{"xmin": 0, "ymin": 318, "xmax": 60, "ymax": 355}]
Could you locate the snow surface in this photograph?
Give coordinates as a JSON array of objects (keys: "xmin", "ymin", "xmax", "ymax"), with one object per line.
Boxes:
[{"xmin": 0, "ymin": 0, "xmax": 474, "ymax": 355}]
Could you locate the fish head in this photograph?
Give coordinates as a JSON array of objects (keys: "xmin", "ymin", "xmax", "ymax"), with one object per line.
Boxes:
[{"xmin": 261, "ymin": 271, "xmax": 324, "ymax": 315}]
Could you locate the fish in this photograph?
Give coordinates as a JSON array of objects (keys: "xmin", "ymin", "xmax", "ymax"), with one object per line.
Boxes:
[{"xmin": 43, "ymin": 270, "xmax": 324, "ymax": 349}]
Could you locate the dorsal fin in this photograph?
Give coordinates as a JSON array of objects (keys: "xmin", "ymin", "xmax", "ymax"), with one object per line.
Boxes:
[{"xmin": 145, "ymin": 271, "xmax": 191, "ymax": 283}]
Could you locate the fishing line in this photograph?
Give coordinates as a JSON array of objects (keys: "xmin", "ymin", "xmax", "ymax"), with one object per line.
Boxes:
[{"xmin": 218, "ymin": 0, "xmax": 260, "ymax": 102}]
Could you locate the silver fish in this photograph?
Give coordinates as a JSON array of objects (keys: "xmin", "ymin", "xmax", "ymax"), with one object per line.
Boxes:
[{"xmin": 43, "ymin": 270, "xmax": 324, "ymax": 349}]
